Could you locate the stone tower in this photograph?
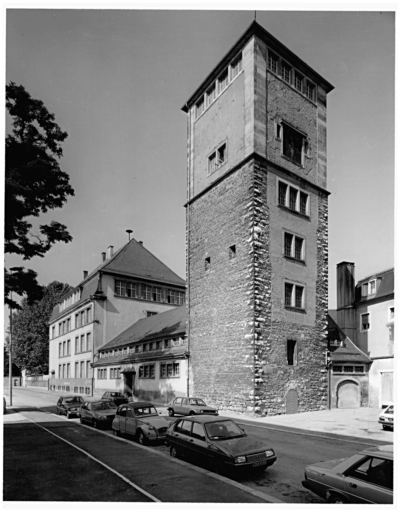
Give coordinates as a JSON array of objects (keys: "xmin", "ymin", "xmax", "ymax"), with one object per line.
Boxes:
[{"xmin": 183, "ymin": 21, "xmax": 334, "ymax": 415}]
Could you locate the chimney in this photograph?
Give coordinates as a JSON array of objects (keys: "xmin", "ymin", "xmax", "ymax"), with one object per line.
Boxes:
[
  {"xmin": 139, "ymin": 241, "xmax": 143, "ymax": 245},
  {"xmin": 83, "ymin": 270, "xmax": 88, "ymax": 279},
  {"xmin": 107, "ymin": 245, "xmax": 114, "ymax": 259},
  {"xmin": 101, "ymin": 252, "xmax": 106, "ymax": 262},
  {"xmin": 337, "ymin": 262, "xmax": 355, "ymax": 309}
]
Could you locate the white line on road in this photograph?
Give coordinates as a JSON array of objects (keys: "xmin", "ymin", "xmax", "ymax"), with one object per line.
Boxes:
[{"xmin": 24, "ymin": 415, "xmax": 161, "ymax": 502}]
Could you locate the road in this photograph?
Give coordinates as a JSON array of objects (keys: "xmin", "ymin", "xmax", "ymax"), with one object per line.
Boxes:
[{"xmin": 3, "ymin": 388, "xmax": 387, "ymax": 503}]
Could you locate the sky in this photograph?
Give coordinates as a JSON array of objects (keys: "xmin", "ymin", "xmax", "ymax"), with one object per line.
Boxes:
[{"xmin": 4, "ymin": 7, "xmax": 395, "ymax": 312}]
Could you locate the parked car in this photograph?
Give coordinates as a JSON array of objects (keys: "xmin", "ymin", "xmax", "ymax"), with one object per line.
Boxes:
[
  {"xmin": 378, "ymin": 404, "xmax": 394, "ymax": 431},
  {"xmin": 166, "ymin": 415, "xmax": 276, "ymax": 475},
  {"xmin": 112, "ymin": 401, "xmax": 169, "ymax": 445},
  {"xmin": 101, "ymin": 391, "xmax": 129, "ymax": 407},
  {"xmin": 167, "ymin": 397, "xmax": 218, "ymax": 417},
  {"xmin": 56, "ymin": 395, "xmax": 84, "ymax": 418},
  {"xmin": 302, "ymin": 445, "xmax": 393, "ymax": 504},
  {"xmin": 79, "ymin": 400, "xmax": 117, "ymax": 429}
]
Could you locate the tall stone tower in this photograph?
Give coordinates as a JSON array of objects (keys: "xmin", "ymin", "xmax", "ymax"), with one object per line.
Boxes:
[{"xmin": 183, "ymin": 21, "xmax": 334, "ymax": 415}]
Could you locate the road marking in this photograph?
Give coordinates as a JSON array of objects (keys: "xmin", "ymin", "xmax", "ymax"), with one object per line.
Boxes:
[{"xmin": 24, "ymin": 415, "xmax": 160, "ymax": 502}]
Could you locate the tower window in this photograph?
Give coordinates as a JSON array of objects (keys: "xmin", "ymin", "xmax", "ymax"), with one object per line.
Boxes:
[
  {"xmin": 283, "ymin": 124, "xmax": 304, "ymax": 165},
  {"xmin": 277, "ymin": 180, "xmax": 309, "ymax": 216},
  {"xmin": 205, "ymin": 257, "xmax": 211, "ymax": 270},
  {"xmin": 287, "ymin": 339, "xmax": 297, "ymax": 366},
  {"xmin": 306, "ymin": 81, "xmax": 315, "ymax": 101},
  {"xmin": 229, "ymin": 245, "xmax": 236, "ymax": 259},
  {"xmin": 281, "ymin": 61, "xmax": 292, "ymax": 83},
  {"xmin": 230, "ymin": 53, "xmax": 242, "ymax": 79},
  {"xmin": 268, "ymin": 51, "xmax": 278, "ymax": 73},
  {"xmin": 294, "ymin": 72, "xmax": 303, "ymax": 92},
  {"xmin": 285, "ymin": 282, "xmax": 305, "ymax": 310},
  {"xmin": 284, "ymin": 232, "xmax": 305, "ymax": 261},
  {"xmin": 360, "ymin": 313, "xmax": 370, "ymax": 331},
  {"xmin": 208, "ymin": 143, "xmax": 227, "ymax": 175}
]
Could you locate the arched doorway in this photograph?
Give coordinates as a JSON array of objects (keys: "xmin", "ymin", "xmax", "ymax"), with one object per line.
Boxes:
[
  {"xmin": 337, "ymin": 380, "xmax": 359, "ymax": 408},
  {"xmin": 286, "ymin": 389, "xmax": 299, "ymax": 414}
]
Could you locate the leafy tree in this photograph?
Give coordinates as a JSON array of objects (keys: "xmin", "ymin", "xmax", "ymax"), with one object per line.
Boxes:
[
  {"xmin": 5, "ymin": 82, "xmax": 74, "ymax": 309},
  {"xmin": 3, "ymin": 337, "xmax": 21, "ymax": 377},
  {"xmin": 12, "ymin": 281, "xmax": 72, "ymax": 374}
]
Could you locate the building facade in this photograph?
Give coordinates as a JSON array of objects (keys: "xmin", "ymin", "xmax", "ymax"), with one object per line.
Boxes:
[
  {"xmin": 93, "ymin": 306, "xmax": 187, "ymax": 402},
  {"xmin": 48, "ymin": 239, "xmax": 185, "ymax": 396},
  {"xmin": 184, "ymin": 21, "xmax": 334, "ymax": 415},
  {"xmin": 335, "ymin": 262, "xmax": 394, "ymax": 408}
]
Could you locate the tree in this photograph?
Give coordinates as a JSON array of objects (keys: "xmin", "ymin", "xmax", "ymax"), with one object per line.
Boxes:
[
  {"xmin": 5, "ymin": 82, "xmax": 75, "ymax": 309},
  {"xmin": 12, "ymin": 281, "xmax": 72, "ymax": 374},
  {"xmin": 3, "ymin": 337, "xmax": 21, "ymax": 377}
]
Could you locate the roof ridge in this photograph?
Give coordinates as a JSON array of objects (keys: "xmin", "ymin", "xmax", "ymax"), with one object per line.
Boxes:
[{"xmin": 357, "ymin": 267, "xmax": 394, "ymax": 284}]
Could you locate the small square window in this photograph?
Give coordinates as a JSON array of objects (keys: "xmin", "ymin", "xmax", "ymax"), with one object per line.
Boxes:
[
  {"xmin": 361, "ymin": 313, "xmax": 370, "ymax": 331},
  {"xmin": 389, "ymin": 307, "xmax": 394, "ymax": 320},
  {"xmin": 344, "ymin": 366, "xmax": 353, "ymax": 373},
  {"xmin": 287, "ymin": 339, "xmax": 297, "ymax": 366},
  {"xmin": 217, "ymin": 144, "xmax": 226, "ymax": 166},
  {"xmin": 332, "ymin": 366, "xmax": 342, "ymax": 373},
  {"xmin": 229, "ymin": 245, "xmax": 236, "ymax": 259},
  {"xmin": 205, "ymin": 257, "xmax": 211, "ymax": 271}
]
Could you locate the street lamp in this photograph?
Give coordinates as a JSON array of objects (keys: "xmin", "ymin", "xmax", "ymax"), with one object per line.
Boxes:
[{"xmin": 9, "ymin": 295, "xmax": 13, "ymax": 407}]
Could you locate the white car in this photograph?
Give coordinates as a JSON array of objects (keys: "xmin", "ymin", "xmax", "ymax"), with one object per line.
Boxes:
[{"xmin": 379, "ymin": 405, "xmax": 394, "ymax": 431}]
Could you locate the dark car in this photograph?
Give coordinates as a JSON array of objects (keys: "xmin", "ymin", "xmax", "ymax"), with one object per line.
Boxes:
[
  {"xmin": 56, "ymin": 395, "xmax": 84, "ymax": 418},
  {"xmin": 166, "ymin": 415, "xmax": 276, "ymax": 475},
  {"xmin": 79, "ymin": 400, "xmax": 117, "ymax": 429},
  {"xmin": 101, "ymin": 391, "xmax": 129, "ymax": 407},
  {"xmin": 167, "ymin": 397, "xmax": 218, "ymax": 417},
  {"xmin": 112, "ymin": 401, "xmax": 169, "ymax": 444},
  {"xmin": 302, "ymin": 445, "xmax": 393, "ymax": 504}
]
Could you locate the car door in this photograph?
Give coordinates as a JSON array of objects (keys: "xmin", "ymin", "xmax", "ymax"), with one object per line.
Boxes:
[
  {"xmin": 57, "ymin": 398, "xmax": 62, "ymax": 413},
  {"xmin": 180, "ymin": 398, "xmax": 189, "ymax": 416},
  {"xmin": 125, "ymin": 407, "xmax": 137, "ymax": 436},
  {"xmin": 81, "ymin": 402, "xmax": 89, "ymax": 422},
  {"xmin": 116, "ymin": 406, "xmax": 127, "ymax": 433},
  {"xmin": 341, "ymin": 456, "xmax": 393, "ymax": 504},
  {"xmin": 188, "ymin": 421, "xmax": 210, "ymax": 468},
  {"xmin": 176, "ymin": 419, "xmax": 192, "ymax": 458},
  {"xmin": 172, "ymin": 398, "xmax": 182, "ymax": 414}
]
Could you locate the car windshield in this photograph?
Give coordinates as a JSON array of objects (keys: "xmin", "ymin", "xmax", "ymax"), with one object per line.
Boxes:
[
  {"xmin": 135, "ymin": 406, "xmax": 158, "ymax": 416},
  {"xmin": 189, "ymin": 399, "xmax": 206, "ymax": 406},
  {"xmin": 386, "ymin": 405, "xmax": 394, "ymax": 414},
  {"xmin": 65, "ymin": 397, "xmax": 83, "ymax": 404},
  {"xmin": 205, "ymin": 420, "xmax": 244, "ymax": 440},
  {"xmin": 110, "ymin": 393, "xmax": 124, "ymax": 398},
  {"xmin": 92, "ymin": 401, "xmax": 117, "ymax": 411}
]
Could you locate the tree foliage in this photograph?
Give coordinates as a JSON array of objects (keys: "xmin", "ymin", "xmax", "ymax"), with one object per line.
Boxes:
[
  {"xmin": 5, "ymin": 82, "xmax": 75, "ymax": 309},
  {"xmin": 12, "ymin": 281, "xmax": 72, "ymax": 374},
  {"xmin": 3, "ymin": 337, "xmax": 21, "ymax": 377}
]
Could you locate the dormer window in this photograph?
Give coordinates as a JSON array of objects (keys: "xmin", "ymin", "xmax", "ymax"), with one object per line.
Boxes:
[{"xmin": 361, "ymin": 279, "xmax": 378, "ymax": 297}]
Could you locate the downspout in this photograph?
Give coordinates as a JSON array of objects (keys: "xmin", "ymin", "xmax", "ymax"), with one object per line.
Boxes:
[{"xmin": 186, "ymin": 103, "xmax": 191, "ymax": 398}]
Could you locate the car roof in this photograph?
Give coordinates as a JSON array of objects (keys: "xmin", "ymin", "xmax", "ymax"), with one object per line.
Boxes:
[
  {"xmin": 361, "ymin": 445, "xmax": 393, "ymax": 460},
  {"xmin": 61, "ymin": 395, "xmax": 81, "ymax": 399},
  {"xmin": 120, "ymin": 401, "xmax": 155, "ymax": 408},
  {"xmin": 175, "ymin": 415, "xmax": 231, "ymax": 424}
]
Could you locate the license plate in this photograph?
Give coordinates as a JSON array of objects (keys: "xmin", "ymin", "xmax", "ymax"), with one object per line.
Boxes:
[{"xmin": 252, "ymin": 461, "xmax": 266, "ymax": 468}]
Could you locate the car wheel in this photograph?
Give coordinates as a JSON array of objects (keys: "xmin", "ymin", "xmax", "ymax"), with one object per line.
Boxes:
[
  {"xmin": 328, "ymin": 493, "xmax": 347, "ymax": 504},
  {"xmin": 170, "ymin": 446, "xmax": 179, "ymax": 459},
  {"xmin": 189, "ymin": 410, "xmax": 195, "ymax": 416},
  {"xmin": 113, "ymin": 429, "xmax": 120, "ymax": 437},
  {"xmin": 168, "ymin": 409, "xmax": 174, "ymax": 417},
  {"xmin": 137, "ymin": 430, "xmax": 147, "ymax": 445}
]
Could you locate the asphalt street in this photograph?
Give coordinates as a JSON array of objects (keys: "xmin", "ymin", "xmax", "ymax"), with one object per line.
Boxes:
[{"xmin": 3, "ymin": 388, "xmax": 389, "ymax": 504}]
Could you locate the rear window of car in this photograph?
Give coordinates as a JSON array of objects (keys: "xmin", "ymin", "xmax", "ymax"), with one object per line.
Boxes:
[
  {"xmin": 92, "ymin": 401, "xmax": 116, "ymax": 411},
  {"xmin": 65, "ymin": 397, "xmax": 83, "ymax": 404}
]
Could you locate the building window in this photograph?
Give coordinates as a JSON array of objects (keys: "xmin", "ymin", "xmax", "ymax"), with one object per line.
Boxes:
[
  {"xmin": 281, "ymin": 61, "xmax": 292, "ymax": 83},
  {"xmin": 160, "ymin": 362, "xmax": 180, "ymax": 378},
  {"xmin": 86, "ymin": 333, "xmax": 91, "ymax": 351},
  {"xmin": 282, "ymin": 123, "xmax": 306, "ymax": 166},
  {"xmin": 196, "ymin": 96, "xmax": 205, "ymax": 118},
  {"xmin": 229, "ymin": 245, "xmax": 236, "ymax": 259},
  {"xmin": 75, "ymin": 313, "xmax": 80, "ymax": 329},
  {"xmin": 208, "ymin": 143, "xmax": 227, "ymax": 175},
  {"xmin": 85, "ymin": 387, "xmax": 90, "ymax": 395},
  {"xmin": 268, "ymin": 51, "xmax": 278, "ymax": 73},
  {"xmin": 67, "ymin": 340, "xmax": 71, "ymax": 356},
  {"xmin": 294, "ymin": 72, "xmax": 303, "ymax": 92},
  {"xmin": 218, "ymin": 68, "xmax": 229, "ymax": 93},
  {"xmin": 285, "ymin": 282, "xmax": 305, "ymax": 310},
  {"xmin": 142, "ymin": 285, "xmax": 152, "ymax": 301},
  {"xmin": 230, "ymin": 53, "xmax": 242, "ymax": 79},
  {"xmin": 355, "ymin": 366, "xmax": 364, "ymax": 373},
  {"xmin": 206, "ymin": 83, "xmax": 216, "ymax": 107},
  {"xmin": 156, "ymin": 340, "xmax": 162, "ymax": 350},
  {"xmin": 277, "ymin": 179, "xmax": 309, "ymax": 216},
  {"xmin": 332, "ymin": 366, "xmax": 342, "ymax": 373},
  {"xmin": 361, "ymin": 313, "xmax": 370, "ymax": 331},
  {"xmin": 287, "ymin": 339, "xmax": 297, "ymax": 366},
  {"xmin": 150, "ymin": 342, "xmax": 155, "ymax": 351},
  {"xmin": 52, "ymin": 326, "xmax": 55, "ymax": 339},
  {"xmin": 284, "ymin": 232, "xmax": 305, "ymax": 261},
  {"xmin": 143, "ymin": 343, "xmax": 148, "ymax": 352},
  {"xmin": 205, "ymin": 257, "xmax": 211, "ymax": 271},
  {"xmin": 389, "ymin": 307, "xmax": 394, "ymax": 320},
  {"xmin": 81, "ymin": 311, "xmax": 85, "ymax": 326},
  {"xmin": 139, "ymin": 364, "xmax": 155, "ymax": 379},
  {"xmin": 75, "ymin": 337, "xmax": 79, "ymax": 354},
  {"xmin": 81, "ymin": 334, "xmax": 85, "ymax": 352},
  {"xmin": 135, "ymin": 345, "xmax": 140, "ymax": 353},
  {"xmin": 86, "ymin": 361, "xmax": 91, "ymax": 379},
  {"xmin": 86, "ymin": 308, "xmax": 92, "ymax": 324},
  {"xmin": 67, "ymin": 363, "xmax": 70, "ymax": 378},
  {"xmin": 80, "ymin": 361, "xmax": 85, "ymax": 379},
  {"xmin": 344, "ymin": 365, "xmax": 353, "ymax": 373},
  {"xmin": 58, "ymin": 365, "xmax": 61, "ymax": 378},
  {"xmin": 152, "ymin": 287, "xmax": 161, "ymax": 302},
  {"xmin": 147, "ymin": 311, "xmax": 157, "ymax": 317},
  {"xmin": 59, "ymin": 322, "xmax": 62, "ymax": 335},
  {"xmin": 115, "ymin": 280, "xmax": 126, "ymax": 296},
  {"xmin": 306, "ymin": 81, "xmax": 315, "ymax": 101},
  {"xmin": 59, "ymin": 343, "xmax": 62, "ymax": 357},
  {"xmin": 164, "ymin": 339, "xmax": 171, "ymax": 349}
]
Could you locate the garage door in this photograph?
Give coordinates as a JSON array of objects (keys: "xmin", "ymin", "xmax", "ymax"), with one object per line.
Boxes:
[{"xmin": 337, "ymin": 380, "xmax": 359, "ymax": 408}]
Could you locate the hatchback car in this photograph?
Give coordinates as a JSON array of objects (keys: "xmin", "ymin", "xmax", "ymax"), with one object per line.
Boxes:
[
  {"xmin": 167, "ymin": 397, "xmax": 218, "ymax": 417},
  {"xmin": 302, "ymin": 445, "xmax": 393, "ymax": 504},
  {"xmin": 101, "ymin": 391, "xmax": 129, "ymax": 407},
  {"xmin": 166, "ymin": 415, "xmax": 276, "ymax": 475},
  {"xmin": 56, "ymin": 395, "xmax": 84, "ymax": 418},
  {"xmin": 79, "ymin": 400, "xmax": 117, "ymax": 429},
  {"xmin": 378, "ymin": 405, "xmax": 394, "ymax": 431},
  {"xmin": 112, "ymin": 401, "xmax": 169, "ymax": 445}
]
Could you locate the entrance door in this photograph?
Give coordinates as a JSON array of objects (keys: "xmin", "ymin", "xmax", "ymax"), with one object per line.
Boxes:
[
  {"xmin": 124, "ymin": 372, "xmax": 135, "ymax": 397},
  {"xmin": 337, "ymin": 380, "xmax": 359, "ymax": 408}
]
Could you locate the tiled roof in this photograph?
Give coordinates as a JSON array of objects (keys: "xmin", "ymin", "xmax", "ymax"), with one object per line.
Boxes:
[
  {"xmin": 355, "ymin": 267, "xmax": 394, "ymax": 304},
  {"xmin": 99, "ymin": 306, "xmax": 186, "ymax": 352},
  {"xmin": 327, "ymin": 314, "xmax": 371, "ymax": 364},
  {"xmin": 49, "ymin": 238, "xmax": 185, "ymax": 323}
]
